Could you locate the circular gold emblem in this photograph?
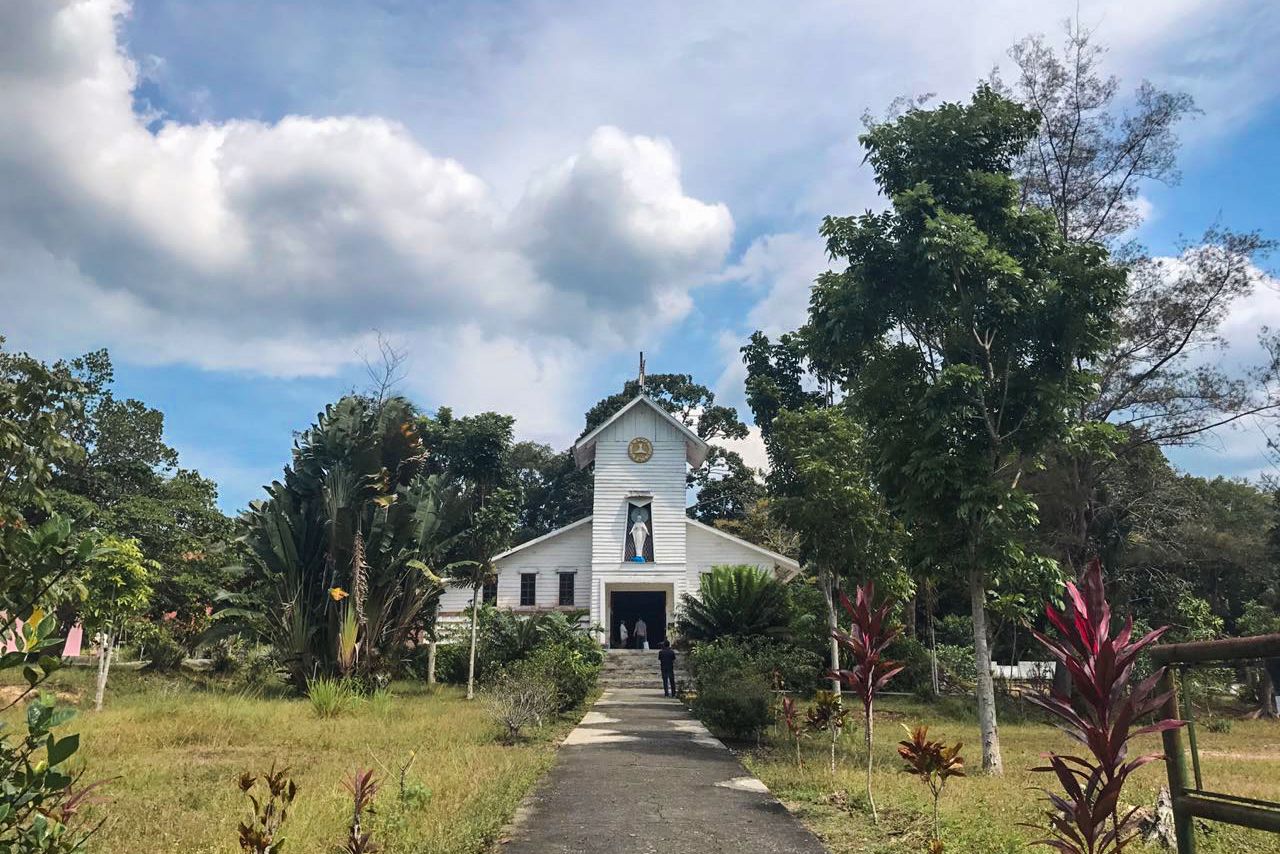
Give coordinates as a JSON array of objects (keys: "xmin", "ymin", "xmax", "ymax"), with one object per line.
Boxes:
[{"xmin": 627, "ymin": 437, "xmax": 653, "ymax": 463}]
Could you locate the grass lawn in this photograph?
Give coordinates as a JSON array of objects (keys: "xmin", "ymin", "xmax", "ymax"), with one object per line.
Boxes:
[
  {"xmin": 1, "ymin": 668, "xmax": 578, "ymax": 854},
  {"xmin": 741, "ymin": 695, "xmax": 1280, "ymax": 854}
]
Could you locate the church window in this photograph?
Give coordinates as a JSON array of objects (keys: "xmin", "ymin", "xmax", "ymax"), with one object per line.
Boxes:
[
  {"xmin": 558, "ymin": 572, "xmax": 576, "ymax": 606},
  {"xmin": 520, "ymin": 573, "xmax": 537, "ymax": 607}
]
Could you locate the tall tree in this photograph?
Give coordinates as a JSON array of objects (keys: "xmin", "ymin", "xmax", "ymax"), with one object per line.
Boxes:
[
  {"xmin": 45, "ymin": 349, "xmax": 233, "ymax": 624},
  {"xmin": 1000, "ymin": 21, "xmax": 1195, "ymax": 245},
  {"xmin": 766, "ymin": 406, "xmax": 902, "ymax": 692},
  {"xmin": 422, "ymin": 408, "xmax": 520, "ymax": 700},
  {"xmin": 999, "ymin": 23, "xmax": 1279, "ymax": 568},
  {"xmin": 81, "ymin": 535, "xmax": 153, "ymax": 711},
  {"xmin": 509, "ymin": 441, "xmax": 592, "ymax": 543},
  {"xmin": 804, "ymin": 87, "xmax": 1126, "ymax": 772}
]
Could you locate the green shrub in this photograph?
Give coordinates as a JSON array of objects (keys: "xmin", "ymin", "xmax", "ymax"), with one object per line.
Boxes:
[
  {"xmin": 234, "ymin": 646, "xmax": 282, "ymax": 694},
  {"xmin": 886, "ymin": 635, "xmax": 933, "ymax": 694},
  {"xmin": 688, "ymin": 636, "xmax": 821, "ymax": 696},
  {"xmin": 936, "ymin": 614, "xmax": 974, "ymax": 647},
  {"xmin": 367, "ymin": 685, "xmax": 395, "ymax": 716},
  {"xmin": 306, "ymin": 676, "xmax": 360, "ymax": 718},
  {"xmin": 1204, "ymin": 716, "xmax": 1233, "ymax": 734},
  {"xmin": 131, "ymin": 621, "xmax": 187, "ymax": 672},
  {"xmin": 933, "ymin": 643, "xmax": 976, "ymax": 686},
  {"xmin": 691, "ymin": 671, "xmax": 773, "ymax": 740},
  {"xmin": 513, "ymin": 642, "xmax": 600, "ymax": 711},
  {"xmin": 436, "ymin": 609, "xmax": 602, "ymax": 691},
  {"xmin": 207, "ymin": 636, "xmax": 245, "ymax": 675},
  {"xmin": 678, "ymin": 564, "xmax": 791, "ymax": 642}
]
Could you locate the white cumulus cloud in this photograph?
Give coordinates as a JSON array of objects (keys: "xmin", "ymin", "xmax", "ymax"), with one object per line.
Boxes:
[{"xmin": 0, "ymin": 0, "xmax": 732, "ymax": 440}]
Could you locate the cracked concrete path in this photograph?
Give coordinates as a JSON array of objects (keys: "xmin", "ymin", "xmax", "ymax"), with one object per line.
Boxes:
[{"xmin": 499, "ymin": 688, "xmax": 827, "ymax": 854}]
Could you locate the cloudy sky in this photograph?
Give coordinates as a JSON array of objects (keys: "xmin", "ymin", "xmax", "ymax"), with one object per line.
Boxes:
[{"xmin": 4, "ymin": 0, "xmax": 1279, "ymax": 511}]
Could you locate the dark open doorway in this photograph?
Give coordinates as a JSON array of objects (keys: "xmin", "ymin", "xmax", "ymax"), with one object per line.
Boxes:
[{"xmin": 609, "ymin": 590, "xmax": 666, "ymax": 648}]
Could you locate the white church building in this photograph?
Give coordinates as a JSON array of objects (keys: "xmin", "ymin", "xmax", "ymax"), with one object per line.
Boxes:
[{"xmin": 438, "ymin": 392, "xmax": 799, "ymax": 647}]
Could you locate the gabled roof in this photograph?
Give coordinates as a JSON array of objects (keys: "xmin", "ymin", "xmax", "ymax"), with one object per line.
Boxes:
[
  {"xmin": 493, "ymin": 516, "xmax": 593, "ymax": 563},
  {"xmin": 573, "ymin": 394, "xmax": 709, "ymax": 469},
  {"xmin": 686, "ymin": 518, "xmax": 802, "ymax": 582}
]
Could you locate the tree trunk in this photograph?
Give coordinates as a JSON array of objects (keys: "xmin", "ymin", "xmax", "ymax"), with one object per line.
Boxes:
[
  {"xmin": 969, "ymin": 567, "xmax": 1003, "ymax": 774},
  {"xmin": 865, "ymin": 701, "xmax": 878, "ymax": 823},
  {"xmin": 94, "ymin": 630, "xmax": 113, "ymax": 712},
  {"xmin": 821, "ymin": 569, "xmax": 841, "ymax": 695},
  {"xmin": 1261, "ymin": 666, "xmax": 1277, "ymax": 719},
  {"xmin": 926, "ymin": 579, "xmax": 940, "ymax": 697},
  {"xmin": 426, "ymin": 638, "xmax": 437, "ymax": 686},
  {"xmin": 466, "ymin": 586, "xmax": 480, "ymax": 701}
]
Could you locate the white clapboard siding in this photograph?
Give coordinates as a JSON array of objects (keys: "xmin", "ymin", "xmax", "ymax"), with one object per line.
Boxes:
[
  {"xmin": 684, "ymin": 519, "xmax": 793, "ymax": 593},
  {"xmin": 590, "ymin": 402, "xmax": 687, "ymax": 566},
  {"xmin": 439, "ymin": 518, "xmax": 592, "ymax": 617}
]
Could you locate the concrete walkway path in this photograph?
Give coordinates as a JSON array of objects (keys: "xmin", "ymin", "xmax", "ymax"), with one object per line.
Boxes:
[{"xmin": 500, "ymin": 688, "xmax": 827, "ymax": 854}]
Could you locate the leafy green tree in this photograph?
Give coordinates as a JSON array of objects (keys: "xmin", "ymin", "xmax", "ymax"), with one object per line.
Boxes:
[
  {"xmin": 712, "ymin": 498, "xmax": 801, "ymax": 561},
  {"xmin": 998, "ymin": 25, "xmax": 1278, "ymax": 571},
  {"xmin": 803, "ymin": 87, "xmax": 1126, "ymax": 772},
  {"xmin": 766, "ymin": 407, "xmax": 902, "ymax": 692},
  {"xmin": 421, "ymin": 406, "xmax": 521, "ymax": 700},
  {"xmin": 0, "ymin": 340, "xmax": 104, "ymax": 846},
  {"xmin": 510, "ymin": 441, "xmax": 592, "ymax": 543},
  {"xmin": 678, "ymin": 564, "xmax": 791, "ymax": 642},
  {"xmin": 41, "ymin": 349, "xmax": 234, "ymax": 627},
  {"xmin": 80, "ymin": 535, "xmax": 152, "ymax": 710},
  {"xmin": 0, "ymin": 338, "xmax": 85, "ymax": 523},
  {"xmin": 446, "ymin": 489, "xmax": 517, "ymax": 700}
]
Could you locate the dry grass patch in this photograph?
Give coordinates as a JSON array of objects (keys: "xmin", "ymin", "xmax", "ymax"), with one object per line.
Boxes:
[
  {"xmin": 2, "ymin": 669, "xmax": 576, "ymax": 854},
  {"xmin": 742, "ymin": 696, "xmax": 1280, "ymax": 854}
]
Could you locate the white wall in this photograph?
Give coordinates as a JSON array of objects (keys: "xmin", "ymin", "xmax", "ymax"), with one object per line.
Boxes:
[
  {"xmin": 684, "ymin": 519, "xmax": 794, "ymax": 593},
  {"xmin": 438, "ymin": 519, "xmax": 592, "ymax": 616}
]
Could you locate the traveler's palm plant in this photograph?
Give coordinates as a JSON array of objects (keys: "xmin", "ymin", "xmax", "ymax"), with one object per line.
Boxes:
[
  {"xmin": 214, "ymin": 397, "xmax": 449, "ymax": 690},
  {"xmin": 677, "ymin": 564, "xmax": 790, "ymax": 642},
  {"xmin": 1027, "ymin": 558, "xmax": 1184, "ymax": 854}
]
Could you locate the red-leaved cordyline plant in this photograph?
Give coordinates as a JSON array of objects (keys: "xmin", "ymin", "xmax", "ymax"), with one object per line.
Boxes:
[
  {"xmin": 898, "ymin": 725, "xmax": 964, "ymax": 851},
  {"xmin": 342, "ymin": 768, "xmax": 380, "ymax": 854},
  {"xmin": 829, "ymin": 582, "xmax": 904, "ymax": 824},
  {"xmin": 805, "ymin": 690, "xmax": 849, "ymax": 775},
  {"xmin": 782, "ymin": 695, "xmax": 806, "ymax": 768},
  {"xmin": 237, "ymin": 764, "xmax": 298, "ymax": 854},
  {"xmin": 1027, "ymin": 558, "xmax": 1185, "ymax": 854}
]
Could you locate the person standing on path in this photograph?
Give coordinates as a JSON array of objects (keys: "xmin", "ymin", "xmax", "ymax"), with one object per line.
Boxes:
[
  {"xmin": 634, "ymin": 617, "xmax": 648, "ymax": 650},
  {"xmin": 658, "ymin": 641, "xmax": 677, "ymax": 696}
]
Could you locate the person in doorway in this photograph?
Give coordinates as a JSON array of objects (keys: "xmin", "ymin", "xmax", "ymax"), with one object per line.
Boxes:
[
  {"xmin": 618, "ymin": 620, "xmax": 629, "ymax": 650},
  {"xmin": 634, "ymin": 617, "xmax": 648, "ymax": 650},
  {"xmin": 658, "ymin": 641, "xmax": 677, "ymax": 697}
]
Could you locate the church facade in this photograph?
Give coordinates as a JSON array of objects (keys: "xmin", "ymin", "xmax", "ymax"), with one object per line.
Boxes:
[{"xmin": 437, "ymin": 392, "xmax": 799, "ymax": 647}]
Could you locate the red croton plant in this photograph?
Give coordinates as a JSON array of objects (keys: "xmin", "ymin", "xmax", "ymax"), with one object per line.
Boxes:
[
  {"xmin": 829, "ymin": 582, "xmax": 903, "ymax": 824},
  {"xmin": 1027, "ymin": 558, "xmax": 1185, "ymax": 854}
]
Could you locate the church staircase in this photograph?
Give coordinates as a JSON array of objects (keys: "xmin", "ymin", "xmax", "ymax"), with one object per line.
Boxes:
[{"xmin": 598, "ymin": 649, "xmax": 689, "ymax": 690}]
